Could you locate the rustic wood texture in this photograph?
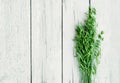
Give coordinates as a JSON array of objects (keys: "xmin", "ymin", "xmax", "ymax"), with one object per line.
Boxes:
[
  {"xmin": 93, "ymin": 0, "xmax": 120, "ymax": 83},
  {"xmin": 92, "ymin": 0, "xmax": 111, "ymax": 83},
  {"xmin": 0, "ymin": 0, "xmax": 120, "ymax": 83},
  {"xmin": 106, "ymin": 0, "xmax": 120, "ymax": 83},
  {"xmin": 32, "ymin": 0, "xmax": 62, "ymax": 83},
  {"xmin": 0, "ymin": 0, "xmax": 30, "ymax": 83},
  {"xmin": 63, "ymin": 0, "xmax": 89, "ymax": 83},
  {"xmin": 63, "ymin": 0, "xmax": 120, "ymax": 83}
]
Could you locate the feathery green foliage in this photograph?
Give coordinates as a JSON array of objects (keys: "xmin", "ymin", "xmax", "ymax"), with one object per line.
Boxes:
[{"xmin": 74, "ymin": 7, "xmax": 104, "ymax": 83}]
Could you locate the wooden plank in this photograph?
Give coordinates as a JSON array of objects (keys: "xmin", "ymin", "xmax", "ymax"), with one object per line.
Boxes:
[
  {"xmin": 93, "ymin": 0, "xmax": 120, "ymax": 83},
  {"xmin": 92, "ymin": 0, "xmax": 111, "ymax": 83},
  {"xmin": 63, "ymin": 0, "xmax": 89, "ymax": 83},
  {"xmin": 63, "ymin": 0, "xmax": 120, "ymax": 83},
  {"xmin": 109, "ymin": 0, "xmax": 120, "ymax": 82},
  {"xmin": 0, "ymin": 0, "xmax": 30, "ymax": 83},
  {"xmin": 32, "ymin": 0, "xmax": 62, "ymax": 83}
]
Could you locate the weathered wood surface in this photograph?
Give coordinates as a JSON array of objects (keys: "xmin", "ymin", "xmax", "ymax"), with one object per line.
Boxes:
[
  {"xmin": 32, "ymin": 0, "xmax": 62, "ymax": 83},
  {"xmin": 63, "ymin": 0, "xmax": 89, "ymax": 83},
  {"xmin": 63, "ymin": 0, "xmax": 120, "ymax": 83},
  {"xmin": 0, "ymin": 0, "xmax": 30, "ymax": 83},
  {"xmin": 0, "ymin": 0, "xmax": 120, "ymax": 83}
]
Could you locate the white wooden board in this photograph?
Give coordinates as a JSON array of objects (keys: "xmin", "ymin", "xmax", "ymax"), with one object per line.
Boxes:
[
  {"xmin": 32, "ymin": 0, "xmax": 62, "ymax": 83},
  {"xmin": 63, "ymin": 0, "xmax": 120, "ymax": 83},
  {"xmin": 0, "ymin": 0, "xmax": 30, "ymax": 83},
  {"xmin": 63, "ymin": 0, "xmax": 89, "ymax": 83},
  {"xmin": 0, "ymin": 0, "xmax": 120, "ymax": 83}
]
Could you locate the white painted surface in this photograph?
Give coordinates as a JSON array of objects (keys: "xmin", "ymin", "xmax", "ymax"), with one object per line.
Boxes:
[
  {"xmin": 63, "ymin": 0, "xmax": 89, "ymax": 83},
  {"xmin": 63, "ymin": 0, "xmax": 120, "ymax": 83},
  {"xmin": 108, "ymin": 0, "xmax": 120, "ymax": 83},
  {"xmin": 93, "ymin": 0, "xmax": 120, "ymax": 83},
  {"xmin": 0, "ymin": 0, "xmax": 120, "ymax": 83},
  {"xmin": 0, "ymin": 0, "xmax": 30, "ymax": 83},
  {"xmin": 32, "ymin": 0, "xmax": 61, "ymax": 83},
  {"xmin": 92, "ymin": 0, "xmax": 111, "ymax": 83}
]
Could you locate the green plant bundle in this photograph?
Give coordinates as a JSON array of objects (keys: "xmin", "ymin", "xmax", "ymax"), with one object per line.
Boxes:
[{"xmin": 74, "ymin": 7, "xmax": 104, "ymax": 83}]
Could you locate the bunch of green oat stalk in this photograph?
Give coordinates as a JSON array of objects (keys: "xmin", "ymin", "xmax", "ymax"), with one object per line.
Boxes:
[{"xmin": 74, "ymin": 6, "xmax": 104, "ymax": 83}]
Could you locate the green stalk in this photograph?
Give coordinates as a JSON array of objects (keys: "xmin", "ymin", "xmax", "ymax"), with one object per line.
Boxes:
[{"xmin": 74, "ymin": 6, "xmax": 104, "ymax": 83}]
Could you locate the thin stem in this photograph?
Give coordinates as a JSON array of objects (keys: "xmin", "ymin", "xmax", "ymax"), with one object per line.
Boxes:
[{"xmin": 89, "ymin": 0, "xmax": 91, "ymax": 7}]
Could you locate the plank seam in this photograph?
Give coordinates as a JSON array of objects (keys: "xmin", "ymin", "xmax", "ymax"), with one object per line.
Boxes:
[
  {"xmin": 30, "ymin": 0, "xmax": 33, "ymax": 83},
  {"xmin": 61, "ymin": 0, "xmax": 63, "ymax": 83}
]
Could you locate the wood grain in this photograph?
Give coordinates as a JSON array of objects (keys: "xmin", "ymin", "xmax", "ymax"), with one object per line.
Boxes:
[
  {"xmin": 0, "ymin": 0, "xmax": 30, "ymax": 83},
  {"xmin": 92, "ymin": 0, "xmax": 112, "ymax": 83},
  {"xmin": 32, "ymin": 0, "xmax": 62, "ymax": 83},
  {"xmin": 63, "ymin": 0, "xmax": 89, "ymax": 83},
  {"xmin": 92, "ymin": 0, "xmax": 120, "ymax": 83},
  {"xmin": 0, "ymin": 0, "xmax": 120, "ymax": 83},
  {"xmin": 63, "ymin": 0, "xmax": 120, "ymax": 83}
]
